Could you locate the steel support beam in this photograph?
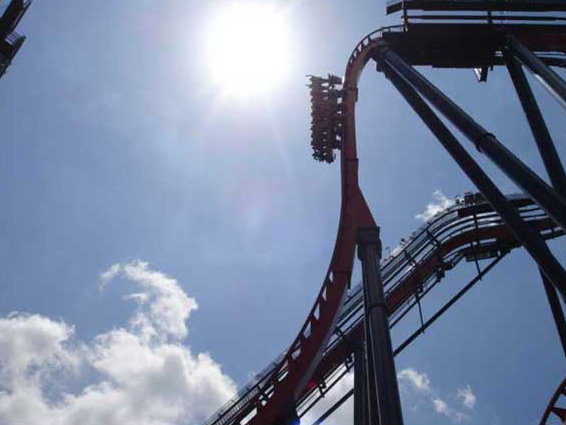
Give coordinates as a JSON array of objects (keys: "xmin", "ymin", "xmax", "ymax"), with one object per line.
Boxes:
[
  {"xmin": 309, "ymin": 389, "xmax": 354, "ymax": 425},
  {"xmin": 308, "ymin": 255, "xmax": 508, "ymax": 425},
  {"xmin": 394, "ymin": 254, "xmax": 505, "ymax": 355},
  {"xmin": 357, "ymin": 227, "xmax": 404, "ymax": 425},
  {"xmin": 379, "ymin": 45, "xmax": 566, "ymax": 234},
  {"xmin": 354, "ymin": 344, "xmax": 367, "ymax": 425},
  {"xmin": 363, "ymin": 302, "xmax": 379, "ymax": 425},
  {"xmin": 541, "ymin": 274, "xmax": 566, "ymax": 359},
  {"xmin": 504, "ymin": 48, "xmax": 566, "ymax": 195},
  {"xmin": 505, "ymin": 34, "xmax": 566, "ymax": 109},
  {"xmin": 379, "ymin": 58, "xmax": 566, "ymax": 302},
  {"xmin": 504, "ymin": 48, "xmax": 566, "ymax": 361}
]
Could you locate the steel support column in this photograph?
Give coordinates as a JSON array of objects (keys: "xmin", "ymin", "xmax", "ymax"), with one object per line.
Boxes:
[
  {"xmin": 363, "ymin": 319, "xmax": 379, "ymax": 425},
  {"xmin": 379, "ymin": 58, "xmax": 566, "ymax": 302},
  {"xmin": 354, "ymin": 343, "xmax": 367, "ymax": 425},
  {"xmin": 504, "ymin": 48, "xmax": 566, "ymax": 194},
  {"xmin": 379, "ymin": 45, "xmax": 566, "ymax": 234},
  {"xmin": 357, "ymin": 227, "xmax": 404, "ymax": 425},
  {"xmin": 541, "ymin": 274, "xmax": 566, "ymax": 359},
  {"xmin": 505, "ymin": 34, "xmax": 566, "ymax": 109},
  {"xmin": 504, "ymin": 48, "xmax": 566, "ymax": 360}
]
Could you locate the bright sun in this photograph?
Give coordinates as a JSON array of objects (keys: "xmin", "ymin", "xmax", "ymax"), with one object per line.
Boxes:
[{"xmin": 206, "ymin": 2, "xmax": 291, "ymax": 98}]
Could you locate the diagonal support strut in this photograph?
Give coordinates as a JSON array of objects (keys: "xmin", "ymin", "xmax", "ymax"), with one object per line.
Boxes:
[
  {"xmin": 505, "ymin": 34, "xmax": 566, "ymax": 110},
  {"xmin": 378, "ymin": 44, "xmax": 566, "ymax": 235},
  {"xmin": 377, "ymin": 53, "xmax": 566, "ymax": 303},
  {"xmin": 504, "ymin": 47, "xmax": 566, "ymax": 361}
]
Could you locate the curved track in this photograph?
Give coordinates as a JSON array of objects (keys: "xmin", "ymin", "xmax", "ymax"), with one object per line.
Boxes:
[
  {"xmin": 542, "ymin": 373, "xmax": 566, "ymax": 425},
  {"xmin": 541, "ymin": 375, "xmax": 566, "ymax": 425},
  {"xmin": 203, "ymin": 193, "xmax": 562, "ymax": 425},
  {"xmin": 203, "ymin": 24, "xmax": 566, "ymax": 425},
  {"xmin": 296, "ymin": 194, "xmax": 562, "ymax": 419},
  {"xmin": 203, "ymin": 25, "xmax": 392, "ymax": 425}
]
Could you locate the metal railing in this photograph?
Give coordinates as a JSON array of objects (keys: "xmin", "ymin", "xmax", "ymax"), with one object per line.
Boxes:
[{"xmin": 6, "ymin": 30, "xmax": 23, "ymax": 46}]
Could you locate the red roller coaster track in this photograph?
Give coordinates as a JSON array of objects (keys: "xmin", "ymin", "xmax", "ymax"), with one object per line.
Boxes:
[
  {"xmin": 204, "ymin": 193, "xmax": 562, "ymax": 425},
  {"xmin": 203, "ymin": 21, "xmax": 566, "ymax": 425}
]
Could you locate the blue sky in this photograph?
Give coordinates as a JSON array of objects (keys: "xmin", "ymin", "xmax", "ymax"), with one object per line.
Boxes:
[{"xmin": 1, "ymin": 1, "xmax": 566, "ymax": 424}]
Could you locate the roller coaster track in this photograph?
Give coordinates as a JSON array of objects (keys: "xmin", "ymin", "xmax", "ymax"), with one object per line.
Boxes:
[
  {"xmin": 203, "ymin": 22, "xmax": 566, "ymax": 425},
  {"xmin": 295, "ymin": 194, "xmax": 562, "ymax": 420},
  {"xmin": 0, "ymin": 0, "xmax": 31, "ymax": 80},
  {"xmin": 203, "ymin": 194, "xmax": 562, "ymax": 425},
  {"xmin": 541, "ymin": 374, "xmax": 566, "ymax": 425}
]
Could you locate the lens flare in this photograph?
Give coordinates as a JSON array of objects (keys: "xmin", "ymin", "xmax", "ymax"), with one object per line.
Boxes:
[{"xmin": 205, "ymin": 2, "xmax": 291, "ymax": 98}]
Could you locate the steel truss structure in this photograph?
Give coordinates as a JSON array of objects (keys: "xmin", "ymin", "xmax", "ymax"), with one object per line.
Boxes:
[
  {"xmin": 0, "ymin": 0, "xmax": 31, "ymax": 81},
  {"xmin": 203, "ymin": 2, "xmax": 566, "ymax": 425}
]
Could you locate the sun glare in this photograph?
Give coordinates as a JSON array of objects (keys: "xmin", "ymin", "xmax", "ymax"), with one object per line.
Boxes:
[{"xmin": 206, "ymin": 3, "xmax": 291, "ymax": 98}]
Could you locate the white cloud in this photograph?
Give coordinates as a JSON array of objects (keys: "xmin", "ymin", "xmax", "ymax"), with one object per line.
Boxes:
[
  {"xmin": 433, "ymin": 398, "xmax": 470, "ymax": 423},
  {"xmin": 415, "ymin": 189, "xmax": 455, "ymax": 222},
  {"xmin": 98, "ymin": 263, "xmax": 121, "ymax": 290},
  {"xmin": 457, "ymin": 385, "xmax": 476, "ymax": 410},
  {"xmin": 121, "ymin": 259, "xmax": 198, "ymax": 341},
  {"xmin": 433, "ymin": 397, "xmax": 449, "ymax": 414},
  {"xmin": 398, "ymin": 368, "xmax": 431, "ymax": 393},
  {"xmin": 0, "ymin": 260, "xmax": 236, "ymax": 425},
  {"xmin": 398, "ymin": 367, "xmax": 473, "ymax": 423},
  {"xmin": 0, "ymin": 313, "xmax": 76, "ymax": 380}
]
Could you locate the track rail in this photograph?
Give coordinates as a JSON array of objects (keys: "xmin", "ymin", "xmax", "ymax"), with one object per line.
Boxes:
[
  {"xmin": 203, "ymin": 24, "xmax": 389, "ymax": 425},
  {"xmin": 203, "ymin": 22, "xmax": 566, "ymax": 425},
  {"xmin": 297, "ymin": 196, "xmax": 562, "ymax": 418},
  {"xmin": 541, "ymin": 375, "xmax": 566, "ymax": 425},
  {"xmin": 203, "ymin": 194, "xmax": 562, "ymax": 425}
]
